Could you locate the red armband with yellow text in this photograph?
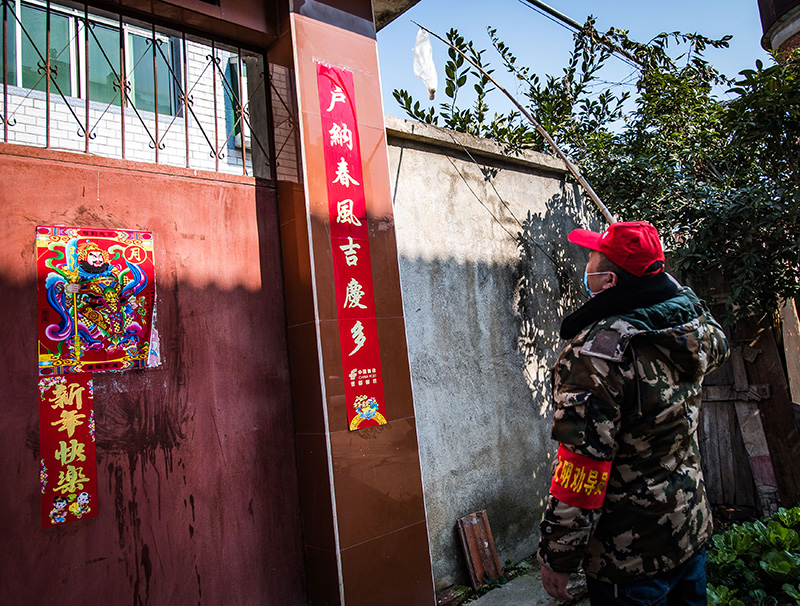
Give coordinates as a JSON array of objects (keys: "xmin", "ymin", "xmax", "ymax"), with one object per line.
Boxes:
[{"xmin": 550, "ymin": 444, "xmax": 612, "ymax": 509}]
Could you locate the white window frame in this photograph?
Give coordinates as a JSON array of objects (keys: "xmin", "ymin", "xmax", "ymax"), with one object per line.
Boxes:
[
  {"xmin": 7, "ymin": 0, "xmax": 180, "ymax": 115},
  {"xmin": 11, "ymin": 0, "xmax": 77, "ymax": 95}
]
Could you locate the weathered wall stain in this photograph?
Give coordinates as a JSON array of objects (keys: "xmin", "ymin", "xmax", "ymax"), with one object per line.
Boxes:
[
  {"xmin": 110, "ymin": 462, "xmax": 126, "ymax": 545},
  {"xmin": 96, "ymin": 277, "xmax": 192, "ymax": 572}
]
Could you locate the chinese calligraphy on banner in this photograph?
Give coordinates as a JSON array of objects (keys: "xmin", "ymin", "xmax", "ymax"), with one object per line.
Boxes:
[
  {"xmin": 316, "ymin": 63, "xmax": 388, "ymax": 431},
  {"xmin": 38, "ymin": 374, "xmax": 98, "ymax": 528},
  {"xmin": 35, "ymin": 225, "xmax": 157, "ymax": 527}
]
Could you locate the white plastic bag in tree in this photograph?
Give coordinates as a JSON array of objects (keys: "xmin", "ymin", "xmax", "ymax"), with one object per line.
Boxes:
[{"xmin": 413, "ymin": 28, "xmax": 437, "ymax": 100}]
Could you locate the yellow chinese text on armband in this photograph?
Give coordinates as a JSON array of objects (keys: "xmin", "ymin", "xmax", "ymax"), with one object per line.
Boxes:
[{"xmin": 550, "ymin": 444, "xmax": 612, "ymax": 509}]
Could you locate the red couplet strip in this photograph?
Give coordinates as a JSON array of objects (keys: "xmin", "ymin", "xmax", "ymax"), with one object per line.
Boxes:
[
  {"xmin": 316, "ymin": 63, "xmax": 387, "ymax": 431},
  {"xmin": 39, "ymin": 373, "xmax": 98, "ymax": 528}
]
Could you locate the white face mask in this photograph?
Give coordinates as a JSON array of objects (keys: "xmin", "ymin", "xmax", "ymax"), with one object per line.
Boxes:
[{"xmin": 583, "ymin": 270, "xmax": 612, "ymax": 297}]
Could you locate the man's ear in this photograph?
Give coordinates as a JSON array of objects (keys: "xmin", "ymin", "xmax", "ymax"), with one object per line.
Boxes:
[{"xmin": 602, "ymin": 272, "xmax": 618, "ymax": 290}]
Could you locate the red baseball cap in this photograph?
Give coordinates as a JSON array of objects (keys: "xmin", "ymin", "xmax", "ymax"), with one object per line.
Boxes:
[{"xmin": 568, "ymin": 221, "xmax": 665, "ymax": 277}]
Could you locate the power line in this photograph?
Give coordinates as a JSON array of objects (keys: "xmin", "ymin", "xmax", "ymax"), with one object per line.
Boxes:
[
  {"xmin": 444, "ymin": 155, "xmax": 519, "ymax": 243},
  {"xmin": 414, "ymin": 22, "xmax": 616, "ymax": 223},
  {"xmin": 517, "ymin": 0, "xmax": 584, "ymax": 32},
  {"xmin": 443, "ymin": 129, "xmax": 566, "ymax": 272},
  {"xmin": 515, "ymin": 0, "xmax": 645, "ymax": 72},
  {"xmin": 514, "ymin": 0, "xmax": 573, "ymax": 35},
  {"xmin": 445, "ymin": 130, "xmax": 525, "ymax": 231}
]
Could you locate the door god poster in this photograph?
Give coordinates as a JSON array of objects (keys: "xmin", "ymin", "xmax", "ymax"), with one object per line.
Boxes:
[{"xmin": 36, "ymin": 225, "xmax": 156, "ymax": 374}]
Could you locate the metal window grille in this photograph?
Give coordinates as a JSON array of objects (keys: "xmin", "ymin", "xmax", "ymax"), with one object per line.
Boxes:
[
  {"xmin": 1, "ymin": 0, "xmax": 276, "ymax": 178},
  {"xmin": 268, "ymin": 61, "xmax": 301, "ymax": 183}
]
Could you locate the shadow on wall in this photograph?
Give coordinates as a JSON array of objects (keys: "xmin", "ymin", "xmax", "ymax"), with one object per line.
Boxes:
[
  {"xmin": 398, "ymin": 251, "xmax": 560, "ymax": 588},
  {"xmin": 513, "ymin": 191, "xmax": 596, "ymax": 418},
  {"xmin": 396, "ymin": 180, "xmax": 602, "ymax": 589}
]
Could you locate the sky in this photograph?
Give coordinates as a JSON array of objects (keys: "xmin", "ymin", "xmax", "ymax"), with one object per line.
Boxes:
[{"xmin": 376, "ymin": 0, "xmax": 773, "ymax": 119}]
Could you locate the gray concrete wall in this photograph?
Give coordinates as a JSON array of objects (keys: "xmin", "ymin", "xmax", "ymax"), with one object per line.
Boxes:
[{"xmin": 385, "ymin": 116, "xmax": 602, "ymax": 590}]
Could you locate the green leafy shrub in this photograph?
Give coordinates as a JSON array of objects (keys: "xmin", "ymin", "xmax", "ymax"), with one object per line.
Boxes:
[{"xmin": 707, "ymin": 507, "xmax": 800, "ymax": 605}]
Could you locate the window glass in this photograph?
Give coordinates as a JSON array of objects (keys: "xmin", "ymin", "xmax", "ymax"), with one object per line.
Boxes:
[
  {"xmin": 87, "ymin": 22, "xmax": 120, "ymax": 106},
  {"xmin": 130, "ymin": 33, "xmax": 171, "ymax": 115},
  {"xmin": 226, "ymin": 59, "xmax": 248, "ymax": 143},
  {"xmin": 1, "ymin": 3, "xmax": 18, "ymax": 86},
  {"xmin": 21, "ymin": 4, "xmax": 71, "ymax": 94},
  {"xmin": 225, "ymin": 61, "xmax": 237, "ymax": 139}
]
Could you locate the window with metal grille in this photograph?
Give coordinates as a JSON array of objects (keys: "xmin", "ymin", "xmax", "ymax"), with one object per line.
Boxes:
[
  {"xmin": 1, "ymin": 1, "xmax": 180, "ymax": 113},
  {"xmin": 1, "ymin": 0, "xmax": 275, "ymax": 178}
]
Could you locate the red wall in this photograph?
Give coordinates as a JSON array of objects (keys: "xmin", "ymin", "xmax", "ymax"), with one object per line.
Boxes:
[{"xmin": 0, "ymin": 145, "xmax": 306, "ymax": 605}]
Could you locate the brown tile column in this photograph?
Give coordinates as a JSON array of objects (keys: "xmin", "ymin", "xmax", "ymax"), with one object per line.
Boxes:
[{"xmin": 270, "ymin": 4, "xmax": 435, "ymax": 605}]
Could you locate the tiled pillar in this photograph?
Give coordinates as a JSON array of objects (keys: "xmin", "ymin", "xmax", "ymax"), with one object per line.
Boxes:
[{"xmin": 270, "ymin": 4, "xmax": 436, "ymax": 605}]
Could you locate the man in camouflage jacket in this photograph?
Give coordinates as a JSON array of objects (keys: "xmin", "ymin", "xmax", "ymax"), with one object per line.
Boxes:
[{"xmin": 537, "ymin": 221, "xmax": 729, "ymax": 605}]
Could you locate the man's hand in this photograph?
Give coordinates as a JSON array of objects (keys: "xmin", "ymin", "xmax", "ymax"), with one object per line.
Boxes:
[
  {"xmin": 65, "ymin": 283, "xmax": 81, "ymax": 294},
  {"xmin": 541, "ymin": 566, "xmax": 574, "ymax": 601}
]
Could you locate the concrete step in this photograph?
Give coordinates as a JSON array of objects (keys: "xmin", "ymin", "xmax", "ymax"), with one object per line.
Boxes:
[{"xmin": 464, "ymin": 564, "xmax": 589, "ymax": 606}]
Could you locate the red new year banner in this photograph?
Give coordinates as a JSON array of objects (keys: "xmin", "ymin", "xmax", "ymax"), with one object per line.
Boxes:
[
  {"xmin": 316, "ymin": 62, "xmax": 387, "ymax": 431},
  {"xmin": 38, "ymin": 373, "xmax": 98, "ymax": 528}
]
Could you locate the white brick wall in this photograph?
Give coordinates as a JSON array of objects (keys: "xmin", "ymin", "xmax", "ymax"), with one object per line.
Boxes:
[
  {"xmin": 0, "ymin": 38, "xmax": 276, "ymax": 177},
  {"xmin": 270, "ymin": 63, "xmax": 300, "ymax": 183}
]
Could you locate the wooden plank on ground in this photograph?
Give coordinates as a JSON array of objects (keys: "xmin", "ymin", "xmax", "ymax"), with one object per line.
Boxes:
[{"xmin": 457, "ymin": 510, "xmax": 502, "ymax": 590}]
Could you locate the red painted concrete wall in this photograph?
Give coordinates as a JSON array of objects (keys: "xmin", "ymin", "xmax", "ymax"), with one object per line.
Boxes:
[{"xmin": 0, "ymin": 145, "xmax": 306, "ymax": 605}]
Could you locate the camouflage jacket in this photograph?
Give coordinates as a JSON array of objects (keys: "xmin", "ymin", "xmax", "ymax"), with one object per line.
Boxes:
[{"xmin": 537, "ymin": 285, "xmax": 729, "ymax": 583}]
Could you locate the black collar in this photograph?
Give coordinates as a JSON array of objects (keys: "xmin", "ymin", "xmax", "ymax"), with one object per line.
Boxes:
[{"xmin": 560, "ymin": 272, "xmax": 679, "ymax": 340}]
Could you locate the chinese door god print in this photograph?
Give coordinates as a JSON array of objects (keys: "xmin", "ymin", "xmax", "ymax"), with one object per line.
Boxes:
[
  {"xmin": 316, "ymin": 63, "xmax": 388, "ymax": 431},
  {"xmin": 36, "ymin": 225, "xmax": 156, "ymax": 374}
]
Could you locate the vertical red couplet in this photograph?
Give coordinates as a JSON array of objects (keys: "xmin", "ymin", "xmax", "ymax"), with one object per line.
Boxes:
[
  {"xmin": 316, "ymin": 63, "xmax": 388, "ymax": 431},
  {"xmin": 38, "ymin": 373, "xmax": 98, "ymax": 528}
]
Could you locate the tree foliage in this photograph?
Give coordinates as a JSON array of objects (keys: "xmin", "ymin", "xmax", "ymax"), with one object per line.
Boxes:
[{"xmin": 393, "ymin": 21, "xmax": 800, "ymax": 321}]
